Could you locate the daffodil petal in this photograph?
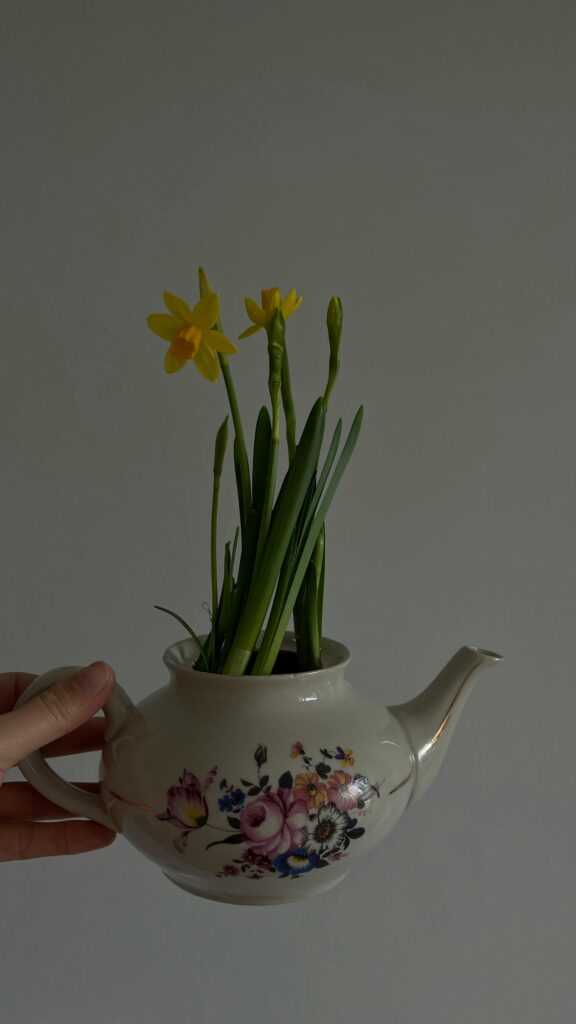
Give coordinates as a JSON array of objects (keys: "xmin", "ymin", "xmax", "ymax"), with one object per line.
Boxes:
[
  {"xmin": 244, "ymin": 296, "xmax": 267, "ymax": 326},
  {"xmin": 164, "ymin": 348, "xmax": 187, "ymax": 373},
  {"xmin": 205, "ymin": 330, "xmax": 238, "ymax": 355},
  {"xmin": 190, "ymin": 293, "xmax": 220, "ymax": 331},
  {"xmin": 239, "ymin": 324, "xmax": 261, "ymax": 339},
  {"xmin": 194, "ymin": 345, "xmax": 221, "ymax": 382},
  {"xmin": 147, "ymin": 314, "xmax": 181, "ymax": 340},
  {"xmin": 163, "ymin": 291, "xmax": 193, "ymax": 321},
  {"xmin": 261, "ymin": 288, "xmax": 281, "ymax": 313},
  {"xmin": 281, "ymin": 289, "xmax": 302, "ymax": 318}
]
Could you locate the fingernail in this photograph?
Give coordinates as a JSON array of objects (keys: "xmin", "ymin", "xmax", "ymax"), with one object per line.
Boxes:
[{"xmin": 74, "ymin": 662, "xmax": 113, "ymax": 697}]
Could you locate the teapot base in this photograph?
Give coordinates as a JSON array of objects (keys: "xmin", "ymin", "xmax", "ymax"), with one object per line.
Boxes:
[{"xmin": 162, "ymin": 869, "xmax": 350, "ymax": 906}]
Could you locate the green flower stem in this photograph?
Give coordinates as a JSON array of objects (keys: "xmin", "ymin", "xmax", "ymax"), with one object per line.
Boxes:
[
  {"xmin": 293, "ymin": 297, "xmax": 342, "ymax": 668},
  {"xmin": 198, "ymin": 267, "xmax": 251, "ymax": 526},
  {"xmin": 254, "ymin": 312, "xmax": 285, "ymax": 568},
  {"xmin": 218, "ymin": 354, "xmax": 251, "ymax": 526},
  {"xmin": 295, "ymin": 531, "xmax": 325, "ymax": 671},
  {"xmin": 309, "ymin": 525, "xmax": 325, "ymax": 666},
  {"xmin": 281, "ymin": 346, "xmax": 297, "ymax": 462},
  {"xmin": 211, "ymin": 416, "xmax": 228, "ymax": 617}
]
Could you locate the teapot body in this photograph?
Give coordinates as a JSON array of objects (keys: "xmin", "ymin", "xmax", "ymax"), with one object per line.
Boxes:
[{"xmin": 100, "ymin": 637, "xmax": 415, "ymax": 905}]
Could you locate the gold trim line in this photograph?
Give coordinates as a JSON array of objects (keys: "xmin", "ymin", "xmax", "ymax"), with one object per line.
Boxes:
[{"xmin": 107, "ymin": 788, "xmax": 154, "ymax": 811}]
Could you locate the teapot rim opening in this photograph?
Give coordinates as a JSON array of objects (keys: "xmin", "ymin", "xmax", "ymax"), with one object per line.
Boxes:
[{"xmin": 163, "ymin": 631, "xmax": 351, "ymax": 683}]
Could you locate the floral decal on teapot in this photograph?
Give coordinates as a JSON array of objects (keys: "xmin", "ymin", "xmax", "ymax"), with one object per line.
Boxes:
[
  {"xmin": 156, "ymin": 765, "xmax": 218, "ymax": 853},
  {"xmin": 156, "ymin": 742, "xmax": 380, "ymax": 878}
]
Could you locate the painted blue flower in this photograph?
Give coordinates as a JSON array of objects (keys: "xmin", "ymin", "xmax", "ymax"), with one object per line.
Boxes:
[
  {"xmin": 218, "ymin": 788, "xmax": 246, "ymax": 813},
  {"xmin": 273, "ymin": 848, "xmax": 319, "ymax": 876}
]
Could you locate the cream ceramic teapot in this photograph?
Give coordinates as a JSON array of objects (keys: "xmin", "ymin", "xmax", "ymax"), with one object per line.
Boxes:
[{"xmin": 15, "ymin": 634, "xmax": 501, "ymax": 905}]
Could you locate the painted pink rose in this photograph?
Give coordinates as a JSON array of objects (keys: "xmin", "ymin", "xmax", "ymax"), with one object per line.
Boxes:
[
  {"xmin": 326, "ymin": 770, "xmax": 358, "ymax": 811},
  {"xmin": 240, "ymin": 788, "xmax": 308, "ymax": 859}
]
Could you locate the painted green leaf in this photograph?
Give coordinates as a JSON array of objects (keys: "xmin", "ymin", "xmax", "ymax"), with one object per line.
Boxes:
[{"xmin": 205, "ymin": 833, "xmax": 244, "ymax": 851}]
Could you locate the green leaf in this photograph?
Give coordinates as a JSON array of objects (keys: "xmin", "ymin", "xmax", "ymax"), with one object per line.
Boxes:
[
  {"xmin": 227, "ymin": 816, "xmax": 241, "ymax": 829},
  {"xmin": 233, "ymin": 437, "xmax": 245, "ymax": 540},
  {"xmin": 253, "ymin": 406, "xmax": 363, "ymax": 674},
  {"xmin": 217, "ymin": 549, "xmax": 234, "ymax": 645},
  {"xmin": 217, "ymin": 509, "xmax": 259, "ymax": 670},
  {"xmin": 278, "ymin": 771, "xmax": 293, "ymax": 789},
  {"xmin": 317, "ymin": 526, "xmax": 326, "ymax": 646},
  {"xmin": 223, "ymin": 399, "xmax": 327, "ymax": 675},
  {"xmin": 299, "ymin": 418, "xmax": 342, "ymax": 542},
  {"xmin": 258, "ymin": 421, "xmax": 340, "ymax": 672},
  {"xmin": 153, "ymin": 605, "xmax": 209, "ymax": 671},
  {"xmin": 252, "ymin": 406, "xmax": 272, "ymax": 523},
  {"xmin": 230, "ymin": 527, "xmax": 240, "ymax": 576}
]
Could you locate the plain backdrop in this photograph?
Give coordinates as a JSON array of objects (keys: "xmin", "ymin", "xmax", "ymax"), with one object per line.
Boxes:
[{"xmin": 1, "ymin": 2, "xmax": 575, "ymax": 1022}]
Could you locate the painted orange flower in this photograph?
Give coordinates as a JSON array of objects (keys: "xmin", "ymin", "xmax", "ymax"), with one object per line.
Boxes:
[
  {"xmin": 293, "ymin": 771, "xmax": 328, "ymax": 811},
  {"xmin": 326, "ymin": 770, "xmax": 358, "ymax": 811}
]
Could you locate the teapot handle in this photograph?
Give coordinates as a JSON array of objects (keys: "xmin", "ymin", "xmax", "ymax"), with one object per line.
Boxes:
[{"xmin": 14, "ymin": 665, "xmax": 135, "ymax": 831}]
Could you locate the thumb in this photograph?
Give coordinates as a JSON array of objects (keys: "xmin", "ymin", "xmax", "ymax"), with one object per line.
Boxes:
[{"xmin": 0, "ymin": 662, "xmax": 115, "ymax": 774}]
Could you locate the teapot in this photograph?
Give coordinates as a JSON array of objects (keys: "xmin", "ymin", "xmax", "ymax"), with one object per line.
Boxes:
[{"xmin": 15, "ymin": 634, "xmax": 502, "ymax": 905}]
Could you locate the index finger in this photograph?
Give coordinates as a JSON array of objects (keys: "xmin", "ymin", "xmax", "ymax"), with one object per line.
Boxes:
[{"xmin": 0, "ymin": 673, "xmax": 37, "ymax": 716}]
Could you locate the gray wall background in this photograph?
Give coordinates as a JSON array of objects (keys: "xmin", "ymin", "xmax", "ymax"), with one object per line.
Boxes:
[{"xmin": 1, "ymin": 2, "xmax": 575, "ymax": 1021}]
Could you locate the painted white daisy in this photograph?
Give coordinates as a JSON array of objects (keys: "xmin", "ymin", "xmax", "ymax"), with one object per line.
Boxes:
[{"xmin": 303, "ymin": 802, "xmax": 351, "ymax": 856}]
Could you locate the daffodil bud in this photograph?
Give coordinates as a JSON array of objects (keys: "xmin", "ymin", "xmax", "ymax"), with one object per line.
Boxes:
[
  {"xmin": 198, "ymin": 267, "xmax": 214, "ymax": 298},
  {"xmin": 326, "ymin": 295, "xmax": 343, "ymax": 356},
  {"xmin": 213, "ymin": 416, "xmax": 229, "ymax": 478},
  {"xmin": 324, "ymin": 296, "xmax": 342, "ymax": 405}
]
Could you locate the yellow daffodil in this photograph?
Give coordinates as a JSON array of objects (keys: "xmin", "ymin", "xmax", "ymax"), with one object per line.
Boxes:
[
  {"xmin": 147, "ymin": 291, "xmax": 237, "ymax": 381},
  {"xmin": 239, "ymin": 287, "xmax": 302, "ymax": 339}
]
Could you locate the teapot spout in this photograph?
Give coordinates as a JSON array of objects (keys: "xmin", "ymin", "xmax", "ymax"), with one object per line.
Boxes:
[{"xmin": 389, "ymin": 647, "xmax": 503, "ymax": 805}]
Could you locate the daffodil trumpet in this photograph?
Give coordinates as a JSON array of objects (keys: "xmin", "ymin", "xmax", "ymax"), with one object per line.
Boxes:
[{"xmin": 146, "ymin": 271, "xmax": 362, "ymax": 675}]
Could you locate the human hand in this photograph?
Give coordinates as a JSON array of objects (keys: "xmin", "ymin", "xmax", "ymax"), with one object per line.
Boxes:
[{"xmin": 0, "ymin": 663, "xmax": 117, "ymax": 862}]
